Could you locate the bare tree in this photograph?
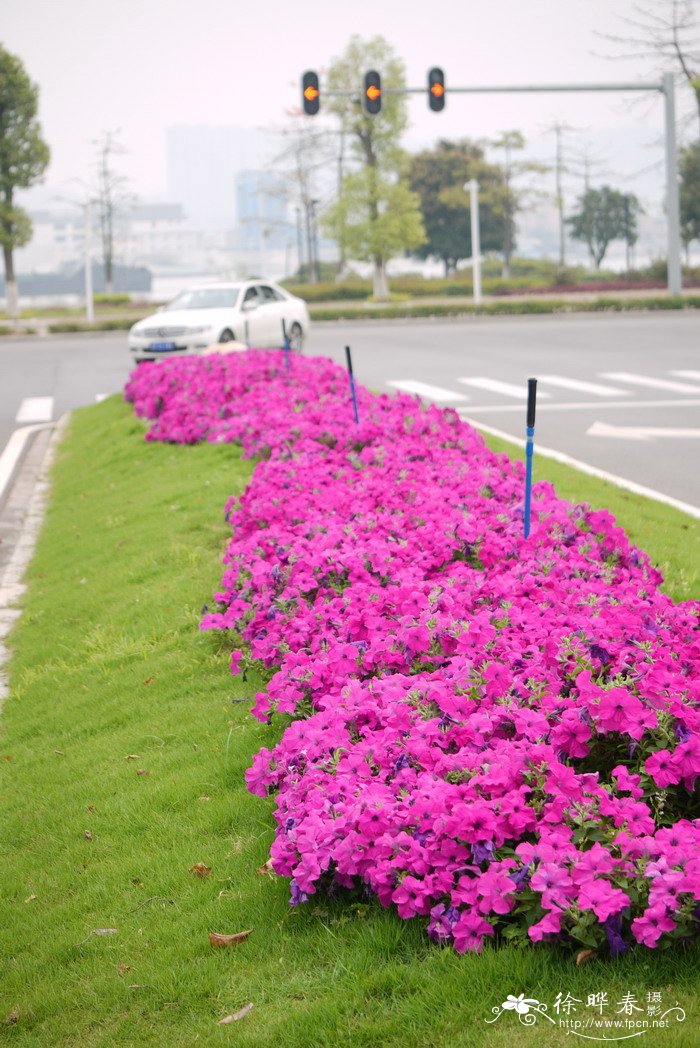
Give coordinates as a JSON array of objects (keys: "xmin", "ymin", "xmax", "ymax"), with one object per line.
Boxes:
[
  {"xmin": 271, "ymin": 117, "xmax": 335, "ymax": 282},
  {"xmin": 596, "ymin": 1, "xmax": 700, "ymax": 135},
  {"xmin": 91, "ymin": 131, "xmax": 133, "ymax": 294},
  {"xmin": 490, "ymin": 130, "xmax": 548, "ymax": 278}
]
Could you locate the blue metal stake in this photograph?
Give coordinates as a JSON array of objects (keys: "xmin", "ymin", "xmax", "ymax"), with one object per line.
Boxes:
[
  {"xmin": 524, "ymin": 377, "xmax": 537, "ymax": 538},
  {"xmin": 345, "ymin": 345, "xmax": 359, "ymax": 424},
  {"xmin": 282, "ymin": 319, "xmax": 291, "ymax": 374}
]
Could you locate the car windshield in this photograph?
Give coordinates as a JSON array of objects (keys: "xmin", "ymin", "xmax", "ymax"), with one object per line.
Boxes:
[{"xmin": 166, "ymin": 287, "xmax": 239, "ymax": 310}]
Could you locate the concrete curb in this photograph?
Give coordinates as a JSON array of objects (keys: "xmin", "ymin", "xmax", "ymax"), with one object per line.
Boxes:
[{"xmin": 0, "ymin": 413, "xmax": 71, "ymax": 708}]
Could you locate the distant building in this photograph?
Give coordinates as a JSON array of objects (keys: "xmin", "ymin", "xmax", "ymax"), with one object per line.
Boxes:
[
  {"xmin": 235, "ymin": 170, "xmax": 290, "ymax": 252},
  {"xmin": 166, "ymin": 125, "xmax": 278, "ymax": 231}
]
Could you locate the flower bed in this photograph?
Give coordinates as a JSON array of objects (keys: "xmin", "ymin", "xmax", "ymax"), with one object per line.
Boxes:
[{"xmin": 125, "ymin": 351, "xmax": 700, "ymax": 956}]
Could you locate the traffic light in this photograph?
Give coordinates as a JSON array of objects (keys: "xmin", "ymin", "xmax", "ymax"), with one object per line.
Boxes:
[
  {"xmin": 302, "ymin": 71, "xmax": 320, "ymax": 115},
  {"xmin": 363, "ymin": 70, "xmax": 382, "ymax": 115},
  {"xmin": 428, "ymin": 67, "xmax": 445, "ymax": 111}
]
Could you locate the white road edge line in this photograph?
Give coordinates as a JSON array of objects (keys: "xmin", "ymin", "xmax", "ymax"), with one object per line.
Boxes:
[
  {"xmin": 0, "ymin": 423, "xmax": 55, "ymax": 504},
  {"xmin": 460, "ymin": 415, "xmax": 700, "ymax": 521},
  {"xmin": 1, "ymin": 416, "xmax": 69, "ymax": 708}
]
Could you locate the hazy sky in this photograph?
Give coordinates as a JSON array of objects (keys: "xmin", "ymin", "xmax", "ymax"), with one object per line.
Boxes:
[{"xmin": 3, "ymin": 0, "xmax": 695, "ymax": 210}]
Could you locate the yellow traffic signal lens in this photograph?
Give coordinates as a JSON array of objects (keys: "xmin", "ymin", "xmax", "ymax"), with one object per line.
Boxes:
[
  {"xmin": 304, "ymin": 86, "xmax": 319, "ymax": 101},
  {"xmin": 366, "ymin": 85, "xmax": 381, "ymax": 101}
]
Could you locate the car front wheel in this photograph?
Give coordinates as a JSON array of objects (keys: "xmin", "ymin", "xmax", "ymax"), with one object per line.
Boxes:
[{"xmin": 219, "ymin": 328, "xmax": 235, "ymax": 343}]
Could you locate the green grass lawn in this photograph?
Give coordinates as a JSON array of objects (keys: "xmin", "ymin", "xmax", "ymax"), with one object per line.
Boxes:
[{"xmin": 0, "ymin": 396, "xmax": 698, "ymax": 1047}]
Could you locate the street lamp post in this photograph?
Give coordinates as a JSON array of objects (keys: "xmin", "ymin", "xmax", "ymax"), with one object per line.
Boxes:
[{"xmin": 465, "ymin": 179, "xmax": 482, "ymax": 305}]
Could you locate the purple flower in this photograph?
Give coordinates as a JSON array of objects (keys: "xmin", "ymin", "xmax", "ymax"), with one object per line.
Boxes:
[
  {"xmin": 674, "ymin": 722, "xmax": 692, "ymax": 744},
  {"xmin": 289, "ymin": 878, "xmax": 310, "ymax": 906},
  {"xmin": 603, "ymin": 914, "xmax": 628, "ymax": 957},
  {"xmin": 471, "ymin": 841, "xmax": 495, "ymax": 865}
]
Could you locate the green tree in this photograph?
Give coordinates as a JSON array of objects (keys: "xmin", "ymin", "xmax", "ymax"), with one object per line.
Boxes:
[
  {"xmin": 680, "ymin": 142, "xmax": 700, "ymax": 249},
  {"xmin": 408, "ymin": 139, "xmax": 507, "ymax": 276},
  {"xmin": 322, "ymin": 35, "xmax": 425, "ymax": 298},
  {"xmin": 0, "ymin": 45, "xmax": 50, "ymax": 319},
  {"xmin": 566, "ymin": 185, "xmax": 640, "ymax": 269}
]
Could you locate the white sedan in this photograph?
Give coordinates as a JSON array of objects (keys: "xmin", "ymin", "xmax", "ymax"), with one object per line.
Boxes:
[{"xmin": 128, "ymin": 280, "xmax": 310, "ymax": 362}]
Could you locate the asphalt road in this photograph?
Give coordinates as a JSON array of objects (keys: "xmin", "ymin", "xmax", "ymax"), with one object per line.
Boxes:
[{"xmin": 1, "ymin": 311, "xmax": 699, "ymax": 511}]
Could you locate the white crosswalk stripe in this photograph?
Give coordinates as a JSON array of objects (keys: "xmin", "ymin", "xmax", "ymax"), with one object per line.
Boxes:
[
  {"xmin": 539, "ymin": 374, "xmax": 630, "ymax": 397},
  {"xmin": 15, "ymin": 397, "xmax": 54, "ymax": 423},
  {"xmin": 602, "ymin": 372, "xmax": 700, "ymax": 394},
  {"xmin": 671, "ymin": 370, "xmax": 700, "ymax": 382},
  {"xmin": 388, "ymin": 370, "xmax": 700, "ymax": 410},
  {"xmin": 457, "ymin": 377, "xmax": 551, "ymax": 399},
  {"xmin": 387, "ymin": 380, "xmax": 468, "ymax": 402}
]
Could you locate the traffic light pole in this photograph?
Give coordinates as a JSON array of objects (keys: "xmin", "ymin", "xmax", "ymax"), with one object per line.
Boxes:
[
  {"xmin": 303, "ymin": 72, "xmax": 681, "ymax": 295},
  {"xmin": 422, "ymin": 76, "xmax": 680, "ymax": 295}
]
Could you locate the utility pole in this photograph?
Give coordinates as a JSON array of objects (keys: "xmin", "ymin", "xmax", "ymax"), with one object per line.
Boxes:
[
  {"xmin": 544, "ymin": 122, "xmax": 580, "ymax": 277},
  {"xmin": 84, "ymin": 202, "xmax": 94, "ymax": 323}
]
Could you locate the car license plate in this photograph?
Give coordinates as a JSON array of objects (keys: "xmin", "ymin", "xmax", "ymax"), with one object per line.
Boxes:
[{"xmin": 149, "ymin": 341, "xmax": 177, "ymax": 351}]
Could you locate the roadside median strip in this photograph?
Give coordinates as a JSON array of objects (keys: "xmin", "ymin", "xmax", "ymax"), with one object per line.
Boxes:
[{"xmin": 0, "ymin": 356, "xmax": 697, "ymax": 1045}]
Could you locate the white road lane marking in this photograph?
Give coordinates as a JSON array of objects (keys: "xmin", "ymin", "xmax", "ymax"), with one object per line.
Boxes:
[
  {"xmin": 588, "ymin": 420, "xmax": 700, "ymax": 440},
  {"xmin": 602, "ymin": 372, "xmax": 700, "ymax": 394},
  {"xmin": 671, "ymin": 370, "xmax": 700, "ymax": 382},
  {"xmin": 458, "ymin": 377, "xmax": 551, "ymax": 399},
  {"xmin": 387, "ymin": 380, "xmax": 468, "ymax": 402},
  {"xmin": 15, "ymin": 397, "xmax": 54, "ymax": 423},
  {"xmin": 539, "ymin": 374, "xmax": 630, "ymax": 397},
  {"xmin": 460, "ymin": 416, "xmax": 700, "ymax": 520},
  {"xmin": 462, "ymin": 397, "xmax": 700, "ymax": 414}
]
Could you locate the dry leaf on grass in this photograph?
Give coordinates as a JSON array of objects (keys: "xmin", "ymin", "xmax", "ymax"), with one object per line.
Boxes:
[
  {"xmin": 136, "ymin": 769, "xmax": 151, "ymax": 776},
  {"xmin": 84, "ymin": 829, "xmax": 93, "ymax": 840},
  {"xmin": 256, "ymin": 859, "xmax": 274, "ymax": 876},
  {"xmin": 124, "ymin": 754, "xmax": 141, "ymax": 760},
  {"xmin": 208, "ymin": 929, "xmax": 253, "ymax": 948},
  {"xmin": 24, "ymin": 894, "xmax": 37, "ymax": 903},
  {"xmin": 575, "ymin": 949, "xmax": 597, "ymax": 966},
  {"xmin": 218, "ymin": 1003, "xmax": 253, "ymax": 1024},
  {"xmin": 116, "ymin": 962, "xmax": 132, "ymax": 975},
  {"xmin": 189, "ymin": 863, "xmax": 212, "ymax": 878},
  {"xmin": 74, "ymin": 927, "xmax": 118, "ymax": 947}
]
